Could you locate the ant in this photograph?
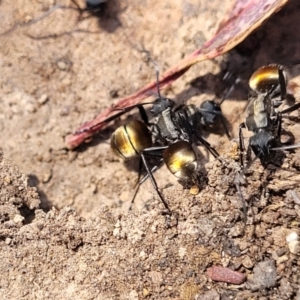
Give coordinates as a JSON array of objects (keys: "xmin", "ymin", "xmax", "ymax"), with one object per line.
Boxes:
[
  {"xmin": 78, "ymin": 62, "xmax": 232, "ymax": 212},
  {"xmin": 235, "ymin": 63, "xmax": 300, "ymax": 234},
  {"xmin": 239, "ymin": 63, "xmax": 300, "ymax": 165}
]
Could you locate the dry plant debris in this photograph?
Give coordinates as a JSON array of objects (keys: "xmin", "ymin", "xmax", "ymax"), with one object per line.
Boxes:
[{"xmin": 0, "ymin": 0, "xmax": 300, "ymax": 299}]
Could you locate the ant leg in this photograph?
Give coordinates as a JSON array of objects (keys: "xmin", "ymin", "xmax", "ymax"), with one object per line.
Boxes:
[
  {"xmin": 278, "ymin": 65, "xmax": 287, "ymax": 102},
  {"xmin": 194, "ymin": 131, "xmax": 219, "ymax": 158},
  {"xmin": 138, "ymin": 159, "xmax": 164, "ymax": 185},
  {"xmin": 129, "ymin": 157, "xmax": 164, "ymax": 210},
  {"xmin": 239, "ymin": 123, "xmax": 246, "ymax": 167},
  {"xmin": 137, "ymin": 105, "xmax": 150, "ymax": 126},
  {"xmin": 199, "ymin": 103, "xmax": 231, "ymax": 140},
  {"xmin": 276, "ymin": 112, "xmax": 283, "ymax": 139},
  {"xmin": 277, "ymin": 102, "xmax": 300, "ymax": 139},
  {"xmin": 140, "ymin": 152, "xmax": 171, "ymax": 213},
  {"xmin": 223, "ymin": 72, "xmax": 248, "ymax": 98},
  {"xmin": 220, "ymin": 115, "xmax": 231, "ymax": 139},
  {"xmin": 280, "ymin": 101, "xmax": 300, "ymax": 115},
  {"xmin": 129, "ymin": 158, "xmax": 144, "ymax": 210},
  {"xmin": 138, "ymin": 146, "xmax": 170, "ymax": 213}
]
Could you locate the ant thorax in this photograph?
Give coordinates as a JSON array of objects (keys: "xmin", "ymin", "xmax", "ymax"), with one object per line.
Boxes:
[
  {"xmin": 245, "ymin": 93, "xmax": 272, "ymax": 132},
  {"xmin": 151, "ymin": 107, "xmax": 181, "ymax": 143}
]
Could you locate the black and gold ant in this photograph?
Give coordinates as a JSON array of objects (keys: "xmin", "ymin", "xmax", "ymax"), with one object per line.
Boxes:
[
  {"xmin": 77, "ymin": 63, "xmax": 231, "ymax": 213},
  {"xmin": 239, "ymin": 63, "xmax": 300, "ymax": 166}
]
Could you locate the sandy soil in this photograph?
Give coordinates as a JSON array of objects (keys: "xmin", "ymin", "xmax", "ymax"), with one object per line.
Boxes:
[{"xmin": 0, "ymin": 0, "xmax": 300, "ymax": 299}]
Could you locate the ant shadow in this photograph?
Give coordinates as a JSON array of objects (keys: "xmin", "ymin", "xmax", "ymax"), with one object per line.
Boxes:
[
  {"xmin": 0, "ymin": 0, "xmax": 126, "ymax": 38},
  {"xmin": 71, "ymin": 0, "xmax": 125, "ymax": 33},
  {"xmin": 14, "ymin": 174, "xmax": 53, "ymax": 225},
  {"xmin": 27, "ymin": 174, "xmax": 53, "ymax": 216}
]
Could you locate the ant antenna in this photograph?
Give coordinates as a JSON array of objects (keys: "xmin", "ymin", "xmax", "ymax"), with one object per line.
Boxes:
[
  {"xmin": 221, "ymin": 71, "xmax": 248, "ymax": 105},
  {"xmin": 271, "ymin": 143, "xmax": 300, "ymax": 151},
  {"xmin": 133, "ymin": 45, "xmax": 162, "ymax": 100},
  {"xmin": 155, "ymin": 65, "xmax": 161, "ymax": 98},
  {"xmin": 148, "ymin": 59, "xmax": 161, "ymax": 99}
]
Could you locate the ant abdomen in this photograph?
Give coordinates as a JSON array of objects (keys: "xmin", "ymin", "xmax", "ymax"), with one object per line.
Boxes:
[
  {"xmin": 249, "ymin": 64, "xmax": 287, "ymax": 95},
  {"xmin": 163, "ymin": 141, "xmax": 197, "ymax": 179},
  {"xmin": 110, "ymin": 120, "xmax": 152, "ymax": 159}
]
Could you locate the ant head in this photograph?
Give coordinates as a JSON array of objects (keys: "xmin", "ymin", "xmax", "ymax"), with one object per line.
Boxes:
[
  {"xmin": 150, "ymin": 97, "xmax": 174, "ymax": 116},
  {"xmin": 199, "ymin": 100, "xmax": 221, "ymax": 125},
  {"xmin": 249, "ymin": 130, "xmax": 277, "ymax": 162},
  {"xmin": 86, "ymin": 0, "xmax": 107, "ymax": 8}
]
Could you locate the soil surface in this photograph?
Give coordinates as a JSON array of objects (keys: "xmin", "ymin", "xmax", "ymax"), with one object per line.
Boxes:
[{"xmin": 1, "ymin": 0, "xmax": 300, "ymax": 299}]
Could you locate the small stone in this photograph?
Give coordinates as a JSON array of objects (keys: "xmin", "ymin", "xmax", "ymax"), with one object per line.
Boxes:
[
  {"xmin": 57, "ymin": 61, "xmax": 67, "ymax": 70},
  {"xmin": 286, "ymin": 231, "xmax": 299, "ymax": 243},
  {"xmin": 42, "ymin": 170, "xmax": 52, "ymax": 183},
  {"xmin": 178, "ymin": 247, "xmax": 186, "ymax": 259},
  {"xmin": 115, "ymin": 220, "xmax": 121, "ymax": 228},
  {"xmin": 4, "ymin": 176, "xmax": 11, "ymax": 184},
  {"xmin": 251, "ymin": 260, "xmax": 277, "ymax": 290},
  {"xmin": 276, "ymin": 247, "xmax": 287, "ymax": 257},
  {"xmin": 43, "ymin": 152, "xmax": 52, "ymax": 163},
  {"xmin": 24, "ymin": 15, "xmax": 33, "ymax": 22},
  {"xmin": 242, "ymin": 255, "xmax": 254, "ymax": 269},
  {"xmin": 60, "ymin": 106, "xmax": 70, "ymax": 116},
  {"xmin": 113, "ymin": 227, "xmax": 120, "ymax": 237},
  {"xmin": 276, "ymin": 255, "xmax": 289, "ymax": 265},
  {"xmin": 5, "ymin": 238, "xmax": 11, "ymax": 245},
  {"xmin": 139, "ymin": 251, "xmax": 147, "ymax": 260},
  {"xmin": 277, "ymin": 263, "xmax": 286, "ymax": 274},
  {"xmin": 279, "ymin": 277, "xmax": 293, "ymax": 299},
  {"xmin": 25, "ymin": 102, "xmax": 37, "ymax": 113},
  {"xmin": 196, "ymin": 289, "xmax": 220, "ymax": 300},
  {"xmin": 38, "ymin": 94, "xmax": 48, "ymax": 105},
  {"xmin": 119, "ymin": 191, "xmax": 129, "ymax": 202},
  {"xmin": 13, "ymin": 214, "xmax": 24, "ymax": 224},
  {"xmin": 143, "ymin": 288, "xmax": 150, "ymax": 297},
  {"xmin": 288, "ymin": 241, "xmax": 300, "ymax": 254}
]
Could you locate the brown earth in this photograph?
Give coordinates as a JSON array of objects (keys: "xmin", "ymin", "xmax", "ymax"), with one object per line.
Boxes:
[{"xmin": 0, "ymin": 0, "xmax": 300, "ymax": 299}]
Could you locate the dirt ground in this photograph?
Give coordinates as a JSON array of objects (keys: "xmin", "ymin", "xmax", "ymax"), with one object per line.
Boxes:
[{"xmin": 1, "ymin": 0, "xmax": 300, "ymax": 299}]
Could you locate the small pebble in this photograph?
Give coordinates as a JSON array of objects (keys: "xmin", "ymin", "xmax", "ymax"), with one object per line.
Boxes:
[
  {"xmin": 286, "ymin": 232, "xmax": 299, "ymax": 243},
  {"xmin": 251, "ymin": 260, "xmax": 277, "ymax": 290},
  {"xmin": 143, "ymin": 288, "xmax": 150, "ymax": 297},
  {"xmin": 119, "ymin": 191, "xmax": 129, "ymax": 202},
  {"xmin": 196, "ymin": 289, "xmax": 220, "ymax": 300},
  {"xmin": 242, "ymin": 255, "xmax": 254, "ymax": 269},
  {"xmin": 57, "ymin": 61, "xmax": 68, "ymax": 70},
  {"xmin": 276, "ymin": 247, "xmax": 287, "ymax": 257},
  {"xmin": 288, "ymin": 241, "xmax": 300, "ymax": 254},
  {"xmin": 276, "ymin": 255, "xmax": 289, "ymax": 265},
  {"xmin": 4, "ymin": 176, "xmax": 11, "ymax": 184},
  {"xmin": 42, "ymin": 170, "xmax": 52, "ymax": 183},
  {"xmin": 139, "ymin": 251, "xmax": 147, "ymax": 260},
  {"xmin": 38, "ymin": 94, "xmax": 48, "ymax": 105},
  {"xmin": 13, "ymin": 214, "xmax": 24, "ymax": 224}
]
